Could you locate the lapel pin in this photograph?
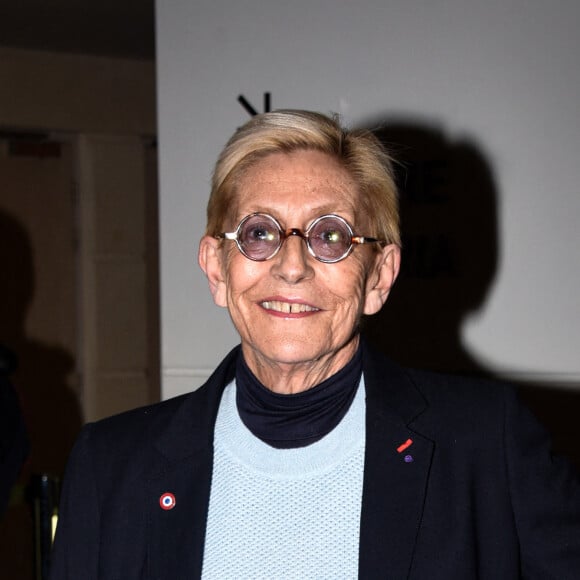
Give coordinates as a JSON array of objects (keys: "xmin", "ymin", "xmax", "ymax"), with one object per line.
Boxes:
[
  {"xmin": 159, "ymin": 492, "xmax": 176, "ymax": 510},
  {"xmin": 397, "ymin": 438, "xmax": 413, "ymax": 453},
  {"xmin": 404, "ymin": 454, "xmax": 414, "ymax": 463}
]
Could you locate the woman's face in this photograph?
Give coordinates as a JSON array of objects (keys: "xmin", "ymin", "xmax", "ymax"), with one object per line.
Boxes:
[{"xmin": 200, "ymin": 149, "xmax": 399, "ymax": 390}]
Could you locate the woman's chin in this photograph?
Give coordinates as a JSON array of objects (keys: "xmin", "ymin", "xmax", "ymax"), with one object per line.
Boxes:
[{"xmin": 242, "ymin": 335, "xmax": 358, "ymax": 371}]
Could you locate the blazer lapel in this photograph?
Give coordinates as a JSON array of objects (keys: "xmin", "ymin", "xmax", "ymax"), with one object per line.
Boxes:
[
  {"xmin": 359, "ymin": 344, "xmax": 434, "ymax": 579},
  {"xmin": 146, "ymin": 348, "xmax": 239, "ymax": 579},
  {"xmin": 147, "ymin": 449, "xmax": 213, "ymax": 579}
]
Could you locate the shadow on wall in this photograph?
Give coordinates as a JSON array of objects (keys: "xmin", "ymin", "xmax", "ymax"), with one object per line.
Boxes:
[
  {"xmin": 0, "ymin": 209, "xmax": 83, "ymax": 578},
  {"xmin": 360, "ymin": 116, "xmax": 580, "ymax": 468}
]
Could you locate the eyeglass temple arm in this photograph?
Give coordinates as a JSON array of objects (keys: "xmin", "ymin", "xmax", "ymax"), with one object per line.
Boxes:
[
  {"xmin": 215, "ymin": 232, "xmax": 238, "ymax": 240},
  {"xmin": 352, "ymin": 236, "xmax": 385, "ymax": 245}
]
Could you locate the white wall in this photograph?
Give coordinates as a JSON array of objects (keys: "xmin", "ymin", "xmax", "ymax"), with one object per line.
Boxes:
[{"xmin": 157, "ymin": 0, "xmax": 580, "ymax": 398}]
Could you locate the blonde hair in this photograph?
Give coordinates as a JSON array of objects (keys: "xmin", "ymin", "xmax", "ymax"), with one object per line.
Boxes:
[{"xmin": 206, "ymin": 110, "xmax": 400, "ymax": 245}]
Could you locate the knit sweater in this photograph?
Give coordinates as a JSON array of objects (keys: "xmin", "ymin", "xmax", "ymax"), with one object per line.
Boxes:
[{"xmin": 201, "ymin": 378, "xmax": 366, "ymax": 579}]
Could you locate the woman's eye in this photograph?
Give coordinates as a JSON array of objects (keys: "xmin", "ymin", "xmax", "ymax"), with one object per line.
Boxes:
[
  {"xmin": 321, "ymin": 229, "xmax": 344, "ymax": 243},
  {"xmin": 248, "ymin": 226, "xmax": 275, "ymax": 242}
]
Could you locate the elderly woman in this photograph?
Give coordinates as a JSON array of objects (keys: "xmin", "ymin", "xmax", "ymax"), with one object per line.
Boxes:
[{"xmin": 50, "ymin": 111, "xmax": 580, "ymax": 579}]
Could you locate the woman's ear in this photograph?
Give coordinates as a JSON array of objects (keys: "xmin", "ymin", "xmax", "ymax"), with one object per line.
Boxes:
[
  {"xmin": 363, "ymin": 244, "xmax": 401, "ymax": 316},
  {"xmin": 198, "ymin": 236, "xmax": 228, "ymax": 308}
]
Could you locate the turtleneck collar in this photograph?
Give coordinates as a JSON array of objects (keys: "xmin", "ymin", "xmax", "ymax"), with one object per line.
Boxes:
[{"xmin": 235, "ymin": 345, "xmax": 363, "ymax": 449}]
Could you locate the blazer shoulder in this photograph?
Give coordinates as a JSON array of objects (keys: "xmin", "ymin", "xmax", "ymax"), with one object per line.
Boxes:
[
  {"xmin": 406, "ymin": 366, "xmax": 508, "ymax": 405},
  {"xmin": 401, "ymin": 366, "xmax": 544, "ymax": 456},
  {"xmin": 363, "ymin": 341, "xmax": 510, "ymax": 427},
  {"xmin": 80, "ymin": 345, "xmax": 241, "ymax": 460}
]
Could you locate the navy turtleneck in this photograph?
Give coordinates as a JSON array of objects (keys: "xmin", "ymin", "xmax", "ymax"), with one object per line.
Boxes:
[{"xmin": 235, "ymin": 345, "xmax": 363, "ymax": 449}]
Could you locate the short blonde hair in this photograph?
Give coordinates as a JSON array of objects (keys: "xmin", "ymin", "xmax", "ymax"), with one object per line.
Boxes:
[{"xmin": 206, "ymin": 110, "xmax": 400, "ymax": 246}]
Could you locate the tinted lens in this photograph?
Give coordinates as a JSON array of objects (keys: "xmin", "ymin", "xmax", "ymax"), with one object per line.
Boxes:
[
  {"xmin": 308, "ymin": 216, "xmax": 352, "ymax": 261},
  {"xmin": 238, "ymin": 214, "xmax": 281, "ymax": 260}
]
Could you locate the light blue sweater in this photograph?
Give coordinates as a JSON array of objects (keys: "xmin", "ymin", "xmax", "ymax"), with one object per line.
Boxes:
[{"xmin": 202, "ymin": 378, "xmax": 366, "ymax": 579}]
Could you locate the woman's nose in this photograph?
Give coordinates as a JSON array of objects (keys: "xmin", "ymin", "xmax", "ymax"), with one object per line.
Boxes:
[{"xmin": 270, "ymin": 234, "xmax": 314, "ymax": 283}]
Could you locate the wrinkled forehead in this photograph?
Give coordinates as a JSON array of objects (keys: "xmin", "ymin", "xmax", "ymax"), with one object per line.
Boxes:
[{"xmin": 228, "ymin": 150, "xmax": 365, "ymax": 226}]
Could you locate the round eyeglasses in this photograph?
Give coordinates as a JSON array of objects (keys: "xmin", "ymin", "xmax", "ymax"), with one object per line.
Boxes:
[{"xmin": 216, "ymin": 213, "xmax": 385, "ymax": 263}]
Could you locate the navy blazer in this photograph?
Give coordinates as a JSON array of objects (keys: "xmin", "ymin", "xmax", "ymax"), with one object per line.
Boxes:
[{"xmin": 50, "ymin": 345, "xmax": 580, "ymax": 579}]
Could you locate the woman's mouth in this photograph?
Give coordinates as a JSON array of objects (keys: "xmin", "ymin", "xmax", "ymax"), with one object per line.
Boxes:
[{"xmin": 260, "ymin": 300, "xmax": 320, "ymax": 314}]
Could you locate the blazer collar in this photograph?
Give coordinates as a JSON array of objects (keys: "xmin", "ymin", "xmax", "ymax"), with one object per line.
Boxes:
[{"xmin": 152, "ymin": 346, "xmax": 239, "ymax": 465}]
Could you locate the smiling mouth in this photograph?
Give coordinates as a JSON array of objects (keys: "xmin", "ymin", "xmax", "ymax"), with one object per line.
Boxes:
[{"xmin": 260, "ymin": 300, "xmax": 320, "ymax": 314}]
